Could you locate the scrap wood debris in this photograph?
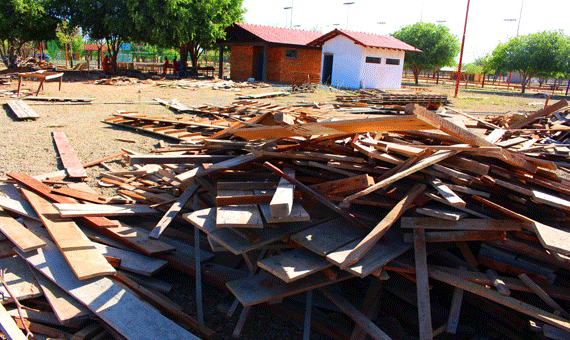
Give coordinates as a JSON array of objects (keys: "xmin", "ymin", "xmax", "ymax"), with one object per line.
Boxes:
[
  {"xmin": 93, "ymin": 76, "xmax": 153, "ymax": 86},
  {"xmin": 4, "ymin": 96, "xmax": 570, "ymax": 339},
  {"xmin": 158, "ymin": 79, "xmax": 269, "ymax": 91}
]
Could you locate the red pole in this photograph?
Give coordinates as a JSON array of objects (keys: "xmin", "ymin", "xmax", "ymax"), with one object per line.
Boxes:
[
  {"xmin": 454, "ymin": 0, "xmax": 471, "ymax": 98},
  {"xmin": 507, "ymin": 72, "xmax": 512, "ymax": 90}
]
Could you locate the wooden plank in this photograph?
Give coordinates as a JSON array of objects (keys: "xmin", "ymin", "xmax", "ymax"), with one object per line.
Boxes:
[
  {"xmin": 15, "ymin": 239, "xmax": 200, "ymax": 340},
  {"xmin": 291, "ymin": 218, "xmax": 366, "ymax": 256},
  {"xmin": 485, "ymin": 129, "xmax": 507, "ymax": 144},
  {"xmin": 175, "ymin": 153, "xmax": 260, "ymax": 185},
  {"xmin": 51, "ymin": 186, "xmax": 111, "ymax": 204},
  {"xmin": 184, "ymin": 208, "xmax": 314, "ymax": 255},
  {"xmin": 416, "ymin": 207, "xmax": 468, "ymax": 220},
  {"xmin": 269, "ymin": 168, "xmax": 295, "ymax": 217},
  {"xmin": 403, "ymin": 230, "xmax": 506, "ymax": 243},
  {"xmin": 216, "ymin": 205, "xmax": 263, "ymax": 228},
  {"xmin": 428, "ymin": 266, "xmax": 570, "ymax": 332},
  {"xmin": 259, "ymin": 203, "xmax": 310, "ymax": 223},
  {"xmin": 509, "ymin": 99, "xmax": 569, "ymax": 129},
  {"xmin": 0, "ymin": 240, "xmax": 16, "ymax": 258},
  {"xmin": 149, "ymin": 183, "xmax": 199, "ymax": 239},
  {"xmin": 319, "ymin": 286, "xmax": 391, "ymax": 340},
  {"xmin": 52, "ymin": 131, "xmax": 87, "ymax": 178},
  {"xmin": 53, "ymin": 203, "xmax": 162, "ymax": 217},
  {"xmin": 226, "ymin": 270, "xmax": 353, "ymax": 307},
  {"xmin": 232, "ymin": 115, "xmax": 435, "ymax": 140},
  {"xmin": 0, "ymin": 211, "xmax": 45, "ymax": 252},
  {"xmin": 29, "ymin": 266, "xmax": 91, "ymax": 324},
  {"xmin": 257, "ymin": 248, "xmax": 332, "ymax": 283},
  {"xmin": 0, "ymin": 196, "xmax": 40, "ymax": 221},
  {"xmin": 0, "ymin": 255, "xmax": 42, "ymax": 304},
  {"xmin": 518, "ymin": 273, "xmax": 569, "ymax": 318},
  {"xmin": 21, "ymin": 188, "xmax": 116, "ymax": 280},
  {"xmin": 427, "ymin": 176, "xmax": 466, "ymax": 207},
  {"xmin": 342, "ymin": 150, "xmax": 455, "ymax": 204},
  {"xmin": 128, "ymin": 154, "xmax": 233, "ymax": 165},
  {"xmin": 532, "ymin": 189, "xmax": 570, "ymax": 212},
  {"xmin": 93, "ymin": 243, "xmax": 168, "ymax": 276},
  {"xmin": 0, "ymin": 303, "xmax": 28, "ymax": 340},
  {"xmin": 339, "ymin": 184, "xmax": 425, "ymax": 268},
  {"xmin": 309, "ymin": 174, "xmax": 375, "ymax": 197},
  {"xmin": 446, "ymin": 285, "xmax": 464, "ymax": 334},
  {"xmin": 400, "ymin": 217, "xmax": 524, "ymax": 231},
  {"xmin": 414, "ymin": 228, "xmax": 433, "ymax": 340},
  {"xmin": 6, "ymin": 100, "xmax": 39, "ymax": 120}
]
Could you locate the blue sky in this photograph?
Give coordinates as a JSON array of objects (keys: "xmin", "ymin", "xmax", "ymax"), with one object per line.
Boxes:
[{"xmin": 242, "ymin": 0, "xmax": 570, "ymax": 63}]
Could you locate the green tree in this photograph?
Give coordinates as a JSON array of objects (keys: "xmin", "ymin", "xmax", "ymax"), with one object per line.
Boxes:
[
  {"xmin": 0, "ymin": 0, "xmax": 59, "ymax": 68},
  {"xmin": 392, "ymin": 22, "xmax": 460, "ymax": 84},
  {"xmin": 473, "ymin": 54, "xmax": 495, "ymax": 88},
  {"xmin": 56, "ymin": 21, "xmax": 82, "ymax": 67},
  {"xmin": 127, "ymin": 0, "xmax": 244, "ymax": 71},
  {"xmin": 490, "ymin": 30, "xmax": 569, "ymax": 93}
]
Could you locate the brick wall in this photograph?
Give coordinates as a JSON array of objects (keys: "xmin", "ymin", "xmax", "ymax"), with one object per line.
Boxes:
[
  {"xmin": 230, "ymin": 45, "xmax": 254, "ymax": 81},
  {"xmin": 269, "ymin": 47, "xmax": 322, "ymax": 83}
]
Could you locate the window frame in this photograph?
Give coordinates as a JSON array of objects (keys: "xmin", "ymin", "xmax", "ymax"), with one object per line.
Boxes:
[
  {"xmin": 285, "ymin": 49, "xmax": 298, "ymax": 59},
  {"xmin": 365, "ymin": 56, "xmax": 381, "ymax": 64},
  {"xmin": 385, "ymin": 58, "xmax": 401, "ymax": 65}
]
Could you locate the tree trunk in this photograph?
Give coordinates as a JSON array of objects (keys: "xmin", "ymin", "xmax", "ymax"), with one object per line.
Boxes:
[
  {"xmin": 179, "ymin": 43, "xmax": 189, "ymax": 69},
  {"xmin": 566, "ymin": 76, "xmax": 570, "ymax": 96},
  {"xmin": 412, "ymin": 66, "xmax": 420, "ymax": 85},
  {"xmin": 521, "ymin": 76, "xmax": 527, "ymax": 94},
  {"xmin": 69, "ymin": 42, "xmax": 74, "ymax": 68},
  {"xmin": 481, "ymin": 73, "xmax": 486, "ymax": 88}
]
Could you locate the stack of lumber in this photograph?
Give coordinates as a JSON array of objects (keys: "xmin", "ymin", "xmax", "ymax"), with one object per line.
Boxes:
[
  {"xmin": 337, "ymin": 91, "xmax": 449, "ymax": 109},
  {"xmin": 4, "ymin": 97, "xmax": 570, "ymax": 339}
]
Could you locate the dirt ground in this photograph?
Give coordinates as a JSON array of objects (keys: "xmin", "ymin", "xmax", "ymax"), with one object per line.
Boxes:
[{"xmin": 0, "ymin": 73, "xmax": 558, "ymax": 339}]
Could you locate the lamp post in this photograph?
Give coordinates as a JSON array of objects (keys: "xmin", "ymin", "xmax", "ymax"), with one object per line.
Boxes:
[
  {"xmin": 284, "ymin": 7, "xmax": 291, "ymax": 28},
  {"xmin": 343, "ymin": 2, "xmax": 355, "ymax": 29},
  {"xmin": 454, "ymin": 0, "xmax": 471, "ymax": 98},
  {"xmin": 517, "ymin": 0, "xmax": 524, "ymax": 35}
]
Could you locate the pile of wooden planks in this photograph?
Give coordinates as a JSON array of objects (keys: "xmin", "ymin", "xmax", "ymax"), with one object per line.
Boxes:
[
  {"xmin": 337, "ymin": 91, "xmax": 449, "ymax": 109},
  {"xmin": 4, "ymin": 96, "xmax": 570, "ymax": 339}
]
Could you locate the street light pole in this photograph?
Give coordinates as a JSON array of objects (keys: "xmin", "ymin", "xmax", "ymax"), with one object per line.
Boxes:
[
  {"xmin": 454, "ymin": 0, "xmax": 471, "ymax": 98},
  {"xmin": 284, "ymin": 7, "xmax": 291, "ymax": 28},
  {"xmin": 517, "ymin": 0, "xmax": 524, "ymax": 35},
  {"xmin": 343, "ymin": 2, "xmax": 355, "ymax": 29}
]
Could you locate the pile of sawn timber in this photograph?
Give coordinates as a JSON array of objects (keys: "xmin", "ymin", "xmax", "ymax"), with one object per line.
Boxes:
[{"xmin": 3, "ymin": 98, "xmax": 570, "ymax": 339}]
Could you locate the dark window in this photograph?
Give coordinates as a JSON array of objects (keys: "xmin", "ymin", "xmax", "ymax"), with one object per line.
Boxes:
[
  {"xmin": 365, "ymin": 56, "xmax": 381, "ymax": 64},
  {"xmin": 386, "ymin": 58, "xmax": 400, "ymax": 65},
  {"xmin": 285, "ymin": 49, "xmax": 298, "ymax": 59}
]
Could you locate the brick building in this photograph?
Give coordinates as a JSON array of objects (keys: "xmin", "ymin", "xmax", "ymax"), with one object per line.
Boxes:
[{"xmin": 218, "ymin": 23, "xmax": 323, "ymax": 83}]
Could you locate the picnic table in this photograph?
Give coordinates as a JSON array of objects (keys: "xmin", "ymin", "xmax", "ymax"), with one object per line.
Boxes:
[{"xmin": 17, "ymin": 70, "xmax": 64, "ymax": 96}]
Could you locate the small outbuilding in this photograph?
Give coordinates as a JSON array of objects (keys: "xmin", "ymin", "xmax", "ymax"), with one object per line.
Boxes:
[
  {"xmin": 307, "ymin": 29, "xmax": 421, "ymax": 89},
  {"xmin": 218, "ymin": 23, "xmax": 323, "ymax": 83}
]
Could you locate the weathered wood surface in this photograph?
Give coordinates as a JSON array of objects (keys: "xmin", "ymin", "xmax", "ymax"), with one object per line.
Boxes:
[
  {"xmin": 269, "ymin": 168, "xmax": 295, "ymax": 217},
  {"xmin": 6, "ymin": 100, "xmax": 39, "ymax": 119},
  {"xmin": 0, "ymin": 211, "xmax": 45, "ymax": 252},
  {"xmin": 291, "ymin": 218, "xmax": 365, "ymax": 256},
  {"xmin": 0, "ymin": 303, "xmax": 28, "ymax": 340},
  {"xmin": 0, "ymin": 196, "xmax": 40, "ymax": 221},
  {"xmin": 400, "ymin": 217, "xmax": 525, "ymax": 231},
  {"xmin": 257, "ymin": 248, "xmax": 332, "ymax": 283},
  {"xmin": 52, "ymin": 131, "xmax": 87, "ymax": 178},
  {"xmin": 259, "ymin": 203, "xmax": 310, "ymax": 223},
  {"xmin": 53, "ymin": 203, "xmax": 162, "ymax": 217},
  {"xmin": 0, "ymin": 255, "xmax": 42, "ymax": 304},
  {"xmin": 15, "ymin": 238, "xmax": 201, "ymax": 340},
  {"xmin": 216, "ymin": 205, "xmax": 264, "ymax": 228},
  {"xmin": 149, "ymin": 183, "xmax": 199, "ymax": 239}
]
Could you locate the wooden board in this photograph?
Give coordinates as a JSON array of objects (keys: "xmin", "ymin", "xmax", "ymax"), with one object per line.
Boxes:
[
  {"xmin": 149, "ymin": 183, "xmax": 199, "ymax": 239},
  {"xmin": 0, "ymin": 211, "xmax": 45, "ymax": 252},
  {"xmin": 257, "ymin": 248, "xmax": 332, "ymax": 283},
  {"xmin": 416, "ymin": 207, "xmax": 468, "ymax": 220},
  {"xmin": 6, "ymin": 100, "xmax": 39, "ymax": 120},
  {"xmin": 0, "ymin": 303, "xmax": 27, "ymax": 340},
  {"xmin": 29, "ymin": 266, "xmax": 92, "ymax": 324},
  {"xmin": 414, "ymin": 228, "xmax": 433, "ymax": 340},
  {"xmin": 0, "ymin": 196, "xmax": 40, "ymax": 221},
  {"xmin": 0, "ymin": 255, "xmax": 42, "ymax": 304},
  {"xmin": 269, "ymin": 168, "xmax": 295, "ymax": 217},
  {"xmin": 216, "ymin": 205, "xmax": 263, "ymax": 229},
  {"xmin": 21, "ymin": 188, "xmax": 116, "ymax": 280},
  {"xmin": 532, "ymin": 189, "xmax": 570, "ymax": 212},
  {"xmin": 175, "ymin": 153, "xmax": 260, "ymax": 185},
  {"xmin": 259, "ymin": 203, "xmax": 310, "ymax": 223},
  {"xmin": 427, "ymin": 176, "xmax": 466, "ymax": 207},
  {"xmin": 290, "ymin": 218, "xmax": 366, "ymax": 256},
  {"xmin": 230, "ymin": 115, "xmax": 436, "ymax": 140},
  {"xmin": 401, "ymin": 217, "xmax": 525, "ymax": 231},
  {"xmin": 184, "ymin": 208, "xmax": 315, "ymax": 255},
  {"xmin": 52, "ymin": 131, "xmax": 87, "ymax": 178},
  {"xmin": 128, "ymin": 154, "xmax": 234, "ymax": 165},
  {"xmin": 92, "ymin": 243, "xmax": 168, "ymax": 276},
  {"xmin": 53, "ymin": 203, "xmax": 162, "ymax": 217},
  {"xmin": 226, "ymin": 270, "xmax": 353, "ymax": 307},
  {"xmin": 51, "ymin": 186, "xmax": 111, "ymax": 204},
  {"xmin": 15, "ymin": 239, "xmax": 200, "ymax": 340}
]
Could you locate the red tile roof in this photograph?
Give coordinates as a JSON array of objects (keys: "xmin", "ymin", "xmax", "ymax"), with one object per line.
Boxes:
[
  {"xmin": 308, "ymin": 29, "xmax": 421, "ymax": 52},
  {"xmin": 233, "ymin": 23, "xmax": 324, "ymax": 46}
]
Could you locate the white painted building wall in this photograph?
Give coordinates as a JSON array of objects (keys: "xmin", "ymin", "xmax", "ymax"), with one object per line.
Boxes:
[{"xmin": 320, "ymin": 35, "xmax": 406, "ymax": 89}]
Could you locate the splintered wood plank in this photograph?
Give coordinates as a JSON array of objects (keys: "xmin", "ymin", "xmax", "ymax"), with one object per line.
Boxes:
[
  {"xmin": 230, "ymin": 115, "xmax": 436, "ymax": 140},
  {"xmin": 29, "ymin": 266, "xmax": 91, "ymax": 324},
  {"xmin": 0, "ymin": 255, "xmax": 42, "ymax": 304},
  {"xmin": 327, "ymin": 228, "xmax": 411, "ymax": 278},
  {"xmin": 6, "ymin": 100, "xmax": 39, "ymax": 120},
  {"xmin": 427, "ymin": 176, "xmax": 466, "ymax": 207},
  {"xmin": 216, "ymin": 205, "xmax": 263, "ymax": 228},
  {"xmin": 226, "ymin": 270, "xmax": 353, "ymax": 307},
  {"xmin": 52, "ymin": 131, "xmax": 87, "ymax": 178},
  {"xmin": 400, "ymin": 217, "xmax": 525, "ymax": 231},
  {"xmin": 269, "ymin": 168, "xmax": 295, "ymax": 217},
  {"xmin": 53, "ymin": 203, "xmax": 162, "ymax": 217},
  {"xmin": 15, "ymin": 239, "xmax": 200, "ymax": 340},
  {"xmin": 338, "ymin": 184, "xmax": 425, "ymax": 268},
  {"xmin": 473, "ymin": 195, "xmax": 570, "ymax": 256},
  {"xmin": 259, "ymin": 203, "xmax": 310, "ymax": 223},
  {"xmin": 428, "ymin": 266, "xmax": 570, "ymax": 332},
  {"xmin": 0, "ymin": 211, "xmax": 45, "ymax": 252},
  {"xmin": 257, "ymin": 248, "xmax": 332, "ymax": 282},
  {"xmin": 21, "ymin": 188, "xmax": 115, "ymax": 280},
  {"xmin": 290, "ymin": 218, "xmax": 366, "ymax": 256},
  {"xmin": 342, "ymin": 150, "xmax": 455, "ymax": 204},
  {"xmin": 149, "ymin": 183, "xmax": 199, "ymax": 239},
  {"xmin": 0, "ymin": 196, "xmax": 40, "ymax": 221},
  {"xmin": 184, "ymin": 208, "xmax": 314, "ymax": 255}
]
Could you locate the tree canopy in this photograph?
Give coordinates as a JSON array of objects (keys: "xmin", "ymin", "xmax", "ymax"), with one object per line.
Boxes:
[
  {"xmin": 126, "ymin": 0, "xmax": 244, "ymax": 71},
  {"xmin": 0, "ymin": 0, "xmax": 59, "ymax": 68},
  {"xmin": 392, "ymin": 22, "xmax": 460, "ymax": 84},
  {"xmin": 490, "ymin": 30, "xmax": 570, "ymax": 93}
]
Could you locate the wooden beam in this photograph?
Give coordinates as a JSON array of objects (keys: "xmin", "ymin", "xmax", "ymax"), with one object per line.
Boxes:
[
  {"xmin": 149, "ymin": 183, "xmax": 199, "ymax": 239},
  {"xmin": 53, "ymin": 203, "xmax": 162, "ymax": 217},
  {"xmin": 400, "ymin": 217, "xmax": 524, "ymax": 231},
  {"xmin": 414, "ymin": 228, "xmax": 433, "ymax": 340},
  {"xmin": 508, "ymin": 99, "xmax": 568, "ymax": 129},
  {"xmin": 52, "ymin": 131, "xmax": 87, "ymax": 178},
  {"xmin": 269, "ymin": 168, "xmax": 295, "ymax": 217}
]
